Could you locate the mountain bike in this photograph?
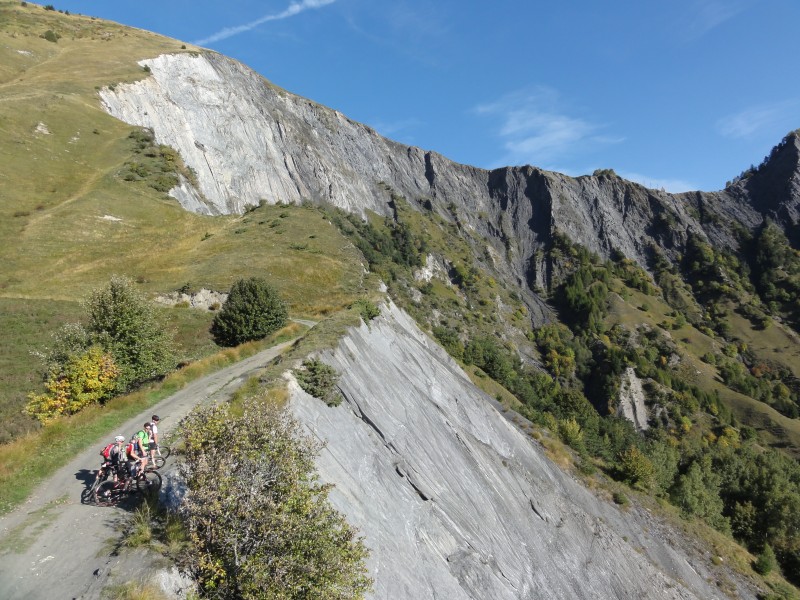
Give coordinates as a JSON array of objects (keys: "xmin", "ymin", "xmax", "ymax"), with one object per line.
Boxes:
[
  {"xmin": 93, "ymin": 467, "xmax": 162, "ymax": 506},
  {"xmin": 81, "ymin": 461, "xmax": 124, "ymax": 505}
]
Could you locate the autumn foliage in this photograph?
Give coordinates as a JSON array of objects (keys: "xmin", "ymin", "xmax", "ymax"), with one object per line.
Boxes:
[{"xmin": 26, "ymin": 346, "xmax": 119, "ymax": 423}]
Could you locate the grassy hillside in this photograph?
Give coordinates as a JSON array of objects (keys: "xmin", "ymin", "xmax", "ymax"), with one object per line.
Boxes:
[{"xmin": 0, "ymin": 2, "xmax": 365, "ymax": 440}]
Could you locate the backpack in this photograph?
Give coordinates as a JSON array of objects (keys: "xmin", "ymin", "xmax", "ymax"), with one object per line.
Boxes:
[{"xmin": 101, "ymin": 443, "xmax": 115, "ymax": 459}]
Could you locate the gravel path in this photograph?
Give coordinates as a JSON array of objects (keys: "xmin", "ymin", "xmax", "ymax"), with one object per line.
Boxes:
[{"xmin": 0, "ymin": 339, "xmax": 295, "ymax": 600}]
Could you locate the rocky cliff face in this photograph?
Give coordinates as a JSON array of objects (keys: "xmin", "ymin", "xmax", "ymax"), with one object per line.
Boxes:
[
  {"xmin": 100, "ymin": 52, "xmax": 799, "ymax": 300},
  {"xmin": 287, "ymin": 303, "xmax": 753, "ymax": 600},
  {"xmin": 729, "ymin": 131, "xmax": 800, "ymax": 236},
  {"xmin": 616, "ymin": 367, "xmax": 650, "ymax": 432}
]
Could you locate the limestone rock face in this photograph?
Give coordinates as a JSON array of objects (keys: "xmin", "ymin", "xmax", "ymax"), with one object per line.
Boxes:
[
  {"xmin": 616, "ymin": 367, "xmax": 650, "ymax": 432},
  {"xmin": 100, "ymin": 52, "xmax": 800, "ymax": 307},
  {"xmin": 287, "ymin": 304, "xmax": 753, "ymax": 600},
  {"xmin": 100, "ymin": 52, "xmax": 432, "ymax": 217}
]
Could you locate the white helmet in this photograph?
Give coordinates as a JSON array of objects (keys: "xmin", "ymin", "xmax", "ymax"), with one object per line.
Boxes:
[{"xmin": 115, "ymin": 435, "xmax": 125, "ymax": 442}]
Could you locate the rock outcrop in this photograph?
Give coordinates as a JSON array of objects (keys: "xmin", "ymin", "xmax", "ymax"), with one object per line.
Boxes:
[
  {"xmin": 100, "ymin": 53, "xmax": 800, "ymax": 304},
  {"xmin": 287, "ymin": 303, "xmax": 753, "ymax": 600},
  {"xmin": 91, "ymin": 48, "xmax": 795, "ymax": 600},
  {"xmin": 616, "ymin": 367, "xmax": 650, "ymax": 432}
]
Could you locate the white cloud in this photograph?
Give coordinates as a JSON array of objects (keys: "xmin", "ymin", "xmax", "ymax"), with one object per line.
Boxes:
[
  {"xmin": 193, "ymin": 0, "xmax": 335, "ymax": 46},
  {"xmin": 619, "ymin": 171, "xmax": 699, "ymax": 193},
  {"xmin": 717, "ymin": 100, "xmax": 798, "ymax": 139},
  {"xmin": 684, "ymin": 0, "xmax": 748, "ymax": 39},
  {"xmin": 474, "ymin": 87, "xmax": 621, "ymax": 169}
]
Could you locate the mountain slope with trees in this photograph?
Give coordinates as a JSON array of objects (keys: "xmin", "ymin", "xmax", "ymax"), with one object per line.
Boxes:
[{"xmin": 1, "ymin": 3, "xmax": 800, "ymax": 598}]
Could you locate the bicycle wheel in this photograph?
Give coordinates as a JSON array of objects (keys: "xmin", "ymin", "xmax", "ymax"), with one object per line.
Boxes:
[
  {"xmin": 153, "ymin": 446, "xmax": 171, "ymax": 469},
  {"xmin": 137, "ymin": 469, "xmax": 162, "ymax": 495},
  {"xmin": 95, "ymin": 480, "xmax": 123, "ymax": 506},
  {"xmin": 81, "ymin": 486, "xmax": 95, "ymax": 505}
]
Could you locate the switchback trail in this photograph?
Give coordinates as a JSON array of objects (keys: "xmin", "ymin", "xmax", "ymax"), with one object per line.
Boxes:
[{"xmin": 0, "ymin": 338, "xmax": 296, "ymax": 600}]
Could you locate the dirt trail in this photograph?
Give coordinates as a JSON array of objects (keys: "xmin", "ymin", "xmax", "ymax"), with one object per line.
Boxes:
[{"xmin": 0, "ymin": 339, "xmax": 295, "ymax": 600}]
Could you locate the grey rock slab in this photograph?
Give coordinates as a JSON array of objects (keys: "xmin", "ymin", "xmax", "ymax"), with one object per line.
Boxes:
[{"xmin": 288, "ymin": 303, "xmax": 750, "ymax": 600}]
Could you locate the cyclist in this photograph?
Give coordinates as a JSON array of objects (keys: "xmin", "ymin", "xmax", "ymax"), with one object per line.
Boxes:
[
  {"xmin": 97, "ymin": 435, "xmax": 126, "ymax": 484},
  {"xmin": 135, "ymin": 423, "xmax": 152, "ymax": 471},
  {"xmin": 125, "ymin": 432, "xmax": 147, "ymax": 480},
  {"xmin": 148, "ymin": 415, "xmax": 161, "ymax": 463}
]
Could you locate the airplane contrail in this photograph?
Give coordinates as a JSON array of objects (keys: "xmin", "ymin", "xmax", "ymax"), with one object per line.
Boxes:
[{"xmin": 193, "ymin": 0, "xmax": 336, "ymax": 46}]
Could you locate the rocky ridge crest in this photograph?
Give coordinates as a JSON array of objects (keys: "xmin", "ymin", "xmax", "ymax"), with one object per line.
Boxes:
[{"xmin": 100, "ymin": 53, "xmax": 800, "ymax": 302}]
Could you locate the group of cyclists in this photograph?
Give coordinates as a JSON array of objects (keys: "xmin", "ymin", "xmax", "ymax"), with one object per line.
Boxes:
[{"xmin": 98, "ymin": 414, "xmax": 162, "ymax": 484}]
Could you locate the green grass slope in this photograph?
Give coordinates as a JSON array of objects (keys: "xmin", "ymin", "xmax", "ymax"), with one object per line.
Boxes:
[{"xmin": 0, "ymin": 2, "xmax": 365, "ymax": 440}]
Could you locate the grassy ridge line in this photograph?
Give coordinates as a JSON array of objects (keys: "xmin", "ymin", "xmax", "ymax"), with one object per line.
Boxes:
[{"xmin": 0, "ymin": 323, "xmax": 305, "ymax": 515}]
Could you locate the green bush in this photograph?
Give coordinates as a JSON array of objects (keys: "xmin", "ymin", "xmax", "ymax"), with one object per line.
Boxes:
[
  {"xmin": 42, "ymin": 30, "xmax": 60, "ymax": 43},
  {"xmin": 754, "ymin": 543, "xmax": 778, "ymax": 576},
  {"xmin": 432, "ymin": 326, "xmax": 464, "ymax": 360},
  {"xmin": 352, "ymin": 299, "xmax": 380, "ymax": 323},
  {"xmin": 85, "ymin": 275, "xmax": 175, "ymax": 390},
  {"xmin": 613, "ymin": 491, "xmax": 629, "ymax": 507},
  {"xmin": 295, "ymin": 358, "xmax": 342, "ymax": 406},
  {"xmin": 558, "ymin": 418, "xmax": 584, "ymax": 450},
  {"xmin": 211, "ymin": 277, "xmax": 288, "ymax": 347},
  {"xmin": 179, "ymin": 397, "xmax": 372, "ymax": 598},
  {"xmin": 617, "ymin": 445, "xmax": 654, "ymax": 490}
]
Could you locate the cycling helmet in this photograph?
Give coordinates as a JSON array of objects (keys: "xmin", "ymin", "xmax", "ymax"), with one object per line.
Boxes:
[{"xmin": 114, "ymin": 435, "xmax": 125, "ymax": 442}]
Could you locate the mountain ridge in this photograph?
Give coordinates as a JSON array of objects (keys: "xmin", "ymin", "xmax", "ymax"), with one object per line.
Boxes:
[{"xmin": 100, "ymin": 51, "xmax": 800, "ymax": 302}]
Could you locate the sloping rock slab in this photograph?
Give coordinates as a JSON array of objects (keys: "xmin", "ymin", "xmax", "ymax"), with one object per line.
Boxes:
[{"xmin": 288, "ymin": 303, "xmax": 746, "ymax": 600}]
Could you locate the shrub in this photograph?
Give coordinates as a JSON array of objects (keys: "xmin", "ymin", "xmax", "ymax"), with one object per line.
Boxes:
[
  {"xmin": 352, "ymin": 299, "xmax": 380, "ymax": 323},
  {"xmin": 295, "ymin": 358, "xmax": 342, "ymax": 406},
  {"xmin": 179, "ymin": 397, "xmax": 372, "ymax": 598},
  {"xmin": 617, "ymin": 445, "xmax": 655, "ymax": 490},
  {"xmin": 559, "ymin": 418, "xmax": 584, "ymax": 450},
  {"xmin": 670, "ymin": 459, "xmax": 730, "ymax": 533},
  {"xmin": 211, "ymin": 277, "xmax": 288, "ymax": 347},
  {"xmin": 613, "ymin": 491, "xmax": 630, "ymax": 507},
  {"xmin": 754, "ymin": 543, "xmax": 778, "ymax": 576},
  {"xmin": 42, "ymin": 30, "xmax": 60, "ymax": 43},
  {"xmin": 432, "ymin": 326, "xmax": 464, "ymax": 360},
  {"xmin": 85, "ymin": 275, "xmax": 175, "ymax": 390},
  {"xmin": 26, "ymin": 346, "xmax": 118, "ymax": 423}
]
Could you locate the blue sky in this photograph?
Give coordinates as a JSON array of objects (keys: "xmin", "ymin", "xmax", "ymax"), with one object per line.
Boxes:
[{"xmin": 52, "ymin": 0, "xmax": 800, "ymax": 192}]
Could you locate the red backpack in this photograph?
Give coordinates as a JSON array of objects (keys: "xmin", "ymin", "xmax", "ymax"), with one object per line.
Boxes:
[
  {"xmin": 125, "ymin": 441, "xmax": 136, "ymax": 458},
  {"xmin": 100, "ymin": 443, "xmax": 115, "ymax": 459}
]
